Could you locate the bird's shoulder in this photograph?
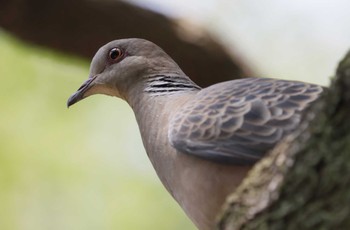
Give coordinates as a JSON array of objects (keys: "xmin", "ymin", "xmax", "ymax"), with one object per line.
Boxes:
[{"xmin": 168, "ymin": 77, "xmax": 323, "ymax": 165}]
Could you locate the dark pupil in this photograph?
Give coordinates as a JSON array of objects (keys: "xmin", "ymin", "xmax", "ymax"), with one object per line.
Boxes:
[{"xmin": 110, "ymin": 49, "xmax": 120, "ymax": 59}]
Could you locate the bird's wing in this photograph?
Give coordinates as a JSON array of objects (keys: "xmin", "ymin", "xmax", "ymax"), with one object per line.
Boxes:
[{"xmin": 169, "ymin": 78, "xmax": 323, "ymax": 165}]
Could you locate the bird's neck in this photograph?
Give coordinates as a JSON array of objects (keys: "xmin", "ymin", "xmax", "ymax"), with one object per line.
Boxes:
[
  {"xmin": 142, "ymin": 74, "xmax": 201, "ymax": 96},
  {"xmin": 127, "ymin": 74, "xmax": 200, "ymax": 137},
  {"xmin": 125, "ymin": 74, "xmax": 200, "ymax": 190},
  {"xmin": 125, "ymin": 73, "xmax": 201, "ymax": 118}
]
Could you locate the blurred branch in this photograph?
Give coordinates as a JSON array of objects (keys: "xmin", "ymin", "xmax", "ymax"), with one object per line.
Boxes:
[
  {"xmin": 218, "ymin": 50, "xmax": 350, "ymax": 229},
  {"xmin": 0, "ymin": 0, "xmax": 253, "ymax": 87}
]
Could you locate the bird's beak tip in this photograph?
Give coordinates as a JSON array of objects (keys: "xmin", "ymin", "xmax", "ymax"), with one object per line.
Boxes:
[
  {"xmin": 66, "ymin": 101, "xmax": 72, "ymax": 109},
  {"xmin": 67, "ymin": 91, "xmax": 81, "ymax": 108},
  {"xmin": 67, "ymin": 76, "xmax": 97, "ymax": 109}
]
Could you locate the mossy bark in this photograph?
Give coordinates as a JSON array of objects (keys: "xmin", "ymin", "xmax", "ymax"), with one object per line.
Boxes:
[{"xmin": 218, "ymin": 50, "xmax": 350, "ymax": 230}]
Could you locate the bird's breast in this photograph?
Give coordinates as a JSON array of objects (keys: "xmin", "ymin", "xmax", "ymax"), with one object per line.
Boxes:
[{"xmin": 132, "ymin": 95, "xmax": 251, "ymax": 230}]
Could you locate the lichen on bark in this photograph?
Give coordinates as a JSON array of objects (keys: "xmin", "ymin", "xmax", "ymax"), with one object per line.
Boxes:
[{"xmin": 218, "ymin": 50, "xmax": 350, "ymax": 230}]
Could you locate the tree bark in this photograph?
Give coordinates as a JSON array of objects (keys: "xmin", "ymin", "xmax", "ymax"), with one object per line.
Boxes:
[
  {"xmin": 0, "ymin": 0, "xmax": 252, "ymax": 87},
  {"xmin": 218, "ymin": 50, "xmax": 350, "ymax": 230}
]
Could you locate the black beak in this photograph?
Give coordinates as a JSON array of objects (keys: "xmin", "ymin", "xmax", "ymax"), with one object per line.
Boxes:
[{"xmin": 67, "ymin": 76, "xmax": 97, "ymax": 107}]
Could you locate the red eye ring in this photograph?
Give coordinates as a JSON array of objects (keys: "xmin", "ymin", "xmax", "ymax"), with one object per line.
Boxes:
[{"xmin": 108, "ymin": 48, "xmax": 123, "ymax": 61}]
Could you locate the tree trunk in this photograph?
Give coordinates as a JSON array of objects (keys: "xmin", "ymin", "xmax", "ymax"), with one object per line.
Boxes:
[{"xmin": 218, "ymin": 50, "xmax": 350, "ymax": 230}]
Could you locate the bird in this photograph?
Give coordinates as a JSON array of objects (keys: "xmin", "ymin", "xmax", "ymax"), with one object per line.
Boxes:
[{"xmin": 67, "ymin": 38, "xmax": 323, "ymax": 230}]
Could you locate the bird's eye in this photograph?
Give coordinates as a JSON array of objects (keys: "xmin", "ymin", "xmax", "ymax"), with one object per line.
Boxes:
[{"xmin": 108, "ymin": 48, "xmax": 123, "ymax": 61}]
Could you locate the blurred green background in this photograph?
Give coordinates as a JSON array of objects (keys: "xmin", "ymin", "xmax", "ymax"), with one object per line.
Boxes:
[{"xmin": 0, "ymin": 32, "xmax": 193, "ymax": 229}]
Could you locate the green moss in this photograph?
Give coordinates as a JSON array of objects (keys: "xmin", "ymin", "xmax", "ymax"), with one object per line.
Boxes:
[{"xmin": 219, "ymin": 50, "xmax": 350, "ymax": 230}]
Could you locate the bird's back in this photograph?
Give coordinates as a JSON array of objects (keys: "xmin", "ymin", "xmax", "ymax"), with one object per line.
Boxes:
[{"xmin": 169, "ymin": 77, "xmax": 323, "ymax": 165}]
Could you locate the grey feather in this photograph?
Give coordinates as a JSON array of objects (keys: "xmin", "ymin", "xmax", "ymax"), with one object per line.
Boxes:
[{"xmin": 169, "ymin": 78, "xmax": 323, "ymax": 165}]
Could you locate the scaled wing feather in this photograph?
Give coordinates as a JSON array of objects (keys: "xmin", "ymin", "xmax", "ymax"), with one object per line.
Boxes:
[{"xmin": 169, "ymin": 78, "xmax": 323, "ymax": 165}]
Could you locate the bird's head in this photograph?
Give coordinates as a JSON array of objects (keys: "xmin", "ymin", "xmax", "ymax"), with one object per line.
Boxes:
[{"xmin": 67, "ymin": 38, "xmax": 182, "ymax": 107}]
